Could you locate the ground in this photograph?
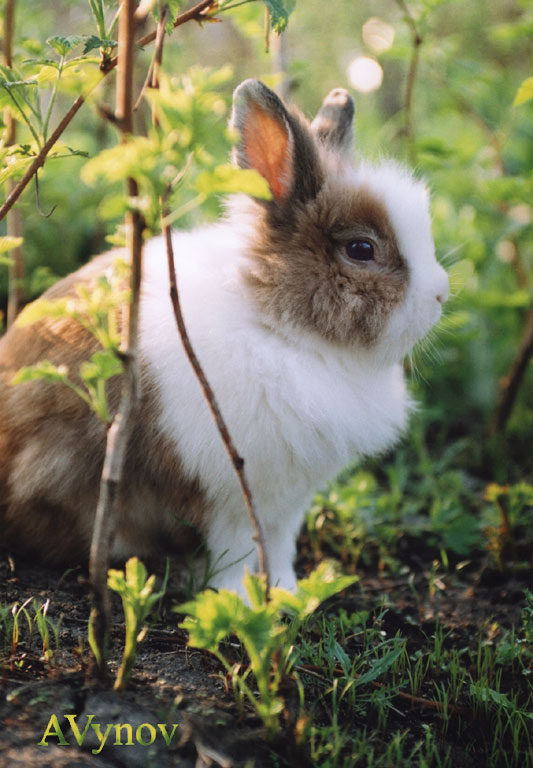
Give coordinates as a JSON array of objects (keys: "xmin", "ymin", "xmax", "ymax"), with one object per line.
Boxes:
[{"xmin": 0, "ymin": 526, "xmax": 531, "ymax": 768}]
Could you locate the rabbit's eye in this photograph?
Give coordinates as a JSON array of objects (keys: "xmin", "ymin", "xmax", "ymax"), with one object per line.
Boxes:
[{"xmin": 344, "ymin": 240, "xmax": 374, "ymax": 262}]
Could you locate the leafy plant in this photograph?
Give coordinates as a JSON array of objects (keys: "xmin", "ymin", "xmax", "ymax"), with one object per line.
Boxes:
[
  {"xmin": 177, "ymin": 561, "xmax": 357, "ymax": 737},
  {"xmin": 10, "ymin": 257, "xmax": 128, "ymax": 425},
  {"xmin": 105, "ymin": 556, "xmax": 169, "ymax": 692}
]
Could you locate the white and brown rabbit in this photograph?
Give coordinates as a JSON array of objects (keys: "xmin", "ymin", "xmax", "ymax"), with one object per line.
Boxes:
[{"xmin": 0, "ymin": 80, "xmax": 448, "ymax": 593}]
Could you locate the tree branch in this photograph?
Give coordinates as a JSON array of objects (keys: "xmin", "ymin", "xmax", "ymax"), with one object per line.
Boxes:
[
  {"xmin": 0, "ymin": 0, "xmax": 218, "ymax": 225},
  {"xmin": 89, "ymin": 0, "xmax": 145, "ymax": 680},
  {"xmin": 3, "ymin": 0, "xmax": 25, "ymax": 326},
  {"xmin": 395, "ymin": 0, "xmax": 422, "ymax": 163}
]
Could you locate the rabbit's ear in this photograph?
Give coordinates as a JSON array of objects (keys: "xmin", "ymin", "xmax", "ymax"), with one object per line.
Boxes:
[
  {"xmin": 231, "ymin": 79, "xmax": 296, "ymax": 202},
  {"xmin": 311, "ymin": 88, "xmax": 355, "ymax": 157}
]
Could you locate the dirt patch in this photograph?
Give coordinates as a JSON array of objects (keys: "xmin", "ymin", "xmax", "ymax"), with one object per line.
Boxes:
[{"xmin": 1, "ymin": 537, "xmax": 531, "ymax": 767}]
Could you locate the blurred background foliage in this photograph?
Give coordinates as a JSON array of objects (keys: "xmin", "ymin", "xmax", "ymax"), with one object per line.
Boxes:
[{"xmin": 0, "ymin": 0, "xmax": 532, "ymax": 564}]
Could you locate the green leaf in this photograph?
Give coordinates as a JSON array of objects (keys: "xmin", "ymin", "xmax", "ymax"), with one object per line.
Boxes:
[
  {"xmin": 47, "ymin": 35, "xmax": 84, "ymax": 57},
  {"xmin": 11, "ymin": 361, "xmax": 69, "ymax": 387},
  {"xmin": 0, "ymin": 236, "xmax": 23, "ymax": 259},
  {"xmin": 243, "ymin": 569, "xmax": 268, "ymax": 609},
  {"xmin": 79, "ymin": 350, "xmax": 123, "ymax": 386},
  {"xmin": 81, "ymin": 34, "xmax": 117, "ymax": 54},
  {"xmin": 264, "ymin": 0, "xmax": 296, "ymax": 33},
  {"xmin": 153, "ymin": 1, "xmax": 184, "ymax": 35},
  {"xmin": 354, "ymin": 645, "xmax": 405, "ymax": 687},
  {"xmin": 273, "ymin": 561, "xmax": 357, "ymax": 619},
  {"xmin": 195, "ymin": 164, "xmax": 272, "ymax": 199},
  {"xmin": 81, "ymin": 137, "xmax": 158, "ymax": 186},
  {"xmin": 0, "ymin": 154, "xmax": 34, "ymax": 187},
  {"xmin": 514, "ymin": 77, "xmax": 533, "ymax": 107},
  {"xmin": 178, "ymin": 589, "xmax": 274, "ymax": 655},
  {"xmin": 15, "ymin": 296, "xmax": 69, "ymax": 328}
]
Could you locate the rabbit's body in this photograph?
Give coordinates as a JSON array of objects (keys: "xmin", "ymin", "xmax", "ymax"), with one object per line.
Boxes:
[{"xmin": 0, "ymin": 81, "xmax": 448, "ymax": 591}]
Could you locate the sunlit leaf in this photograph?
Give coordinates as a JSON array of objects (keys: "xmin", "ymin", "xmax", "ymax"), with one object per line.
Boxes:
[
  {"xmin": 47, "ymin": 35, "xmax": 84, "ymax": 57},
  {"xmin": 15, "ymin": 297, "xmax": 69, "ymax": 328},
  {"xmin": 10, "ymin": 360, "xmax": 69, "ymax": 387},
  {"xmin": 79, "ymin": 350, "xmax": 123, "ymax": 385},
  {"xmin": 195, "ymin": 164, "xmax": 272, "ymax": 199},
  {"xmin": 0, "ymin": 236, "xmax": 23, "ymax": 256},
  {"xmin": 178, "ymin": 589, "xmax": 273, "ymax": 654},
  {"xmin": 514, "ymin": 76, "xmax": 533, "ymax": 107}
]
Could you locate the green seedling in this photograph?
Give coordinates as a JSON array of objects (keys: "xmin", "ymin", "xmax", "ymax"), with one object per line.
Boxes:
[
  {"xmin": 107, "ymin": 556, "xmax": 168, "ymax": 692},
  {"xmin": 177, "ymin": 561, "xmax": 357, "ymax": 738},
  {"xmin": 11, "ymin": 257, "xmax": 129, "ymax": 426},
  {"xmin": 9, "ymin": 597, "xmax": 33, "ymax": 665},
  {"xmin": 32, "ymin": 598, "xmax": 62, "ymax": 668}
]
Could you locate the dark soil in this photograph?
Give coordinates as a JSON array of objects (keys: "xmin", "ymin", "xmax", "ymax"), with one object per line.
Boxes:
[{"xmin": 0, "ymin": 535, "xmax": 531, "ymax": 768}]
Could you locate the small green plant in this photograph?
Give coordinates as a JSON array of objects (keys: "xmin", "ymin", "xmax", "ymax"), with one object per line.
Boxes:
[
  {"xmin": 5, "ymin": 597, "xmax": 32, "ymax": 666},
  {"xmin": 177, "ymin": 561, "xmax": 357, "ymax": 737},
  {"xmin": 105, "ymin": 556, "xmax": 168, "ymax": 692},
  {"xmin": 11, "ymin": 257, "xmax": 128, "ymax": 426},
  {"xmin": 32, "ymin": 598, "xmax": 61, "ymax": 667}
]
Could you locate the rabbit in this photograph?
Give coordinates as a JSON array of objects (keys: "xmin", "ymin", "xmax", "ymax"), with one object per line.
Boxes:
[{"xmin": 0, "ymin": 80, "xmax": 448, "ymax": 594}]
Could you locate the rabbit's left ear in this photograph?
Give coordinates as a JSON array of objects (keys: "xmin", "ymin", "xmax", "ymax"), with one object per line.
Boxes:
[
  {"xmin": 231, "ymin": 79, "xmax": 295, "ymax": 202},
  {"xmin": 311, "ymin": 88, "xmax": 355, "ymax": 157}
]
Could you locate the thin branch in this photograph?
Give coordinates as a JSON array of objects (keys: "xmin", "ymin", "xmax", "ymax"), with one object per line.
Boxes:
[
  {"xmin": 395, "ymin": 0, "xmax": 422, "ymax": 163},
  {"xmin": 4, "ymin": 0, "xmax": 25, "ymax": 327},
  {"xmin": 133, "ymin": 4, "xmax": 167, "ymax": 112},
  {"xmin": 89, "ymin": 0, "xmax": 145, "ymax": 680},
  {"xmin": 495, "ymin": 308, "xmax": 533, "ymax": 433},
  {"xmin": 0, "ymin": 0, "xmax": 218, "ymax": 225},
  {"xmin": 34, "ymin": 171, "xmax": 56, "ymax": 218},
  {"xmin": 264, "ymin": 6, "xmax": 271, "ymax": 53},
  {"xmin": 162, "ymin": 218, "xmax": 270, "ymax": 592},
  {"xmin": 114, "ymin": 0, "xmax": 217, "ymax": 58}
]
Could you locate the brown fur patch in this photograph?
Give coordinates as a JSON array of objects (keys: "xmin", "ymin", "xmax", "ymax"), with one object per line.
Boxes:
[
  {"xmin": 243, "ymin": 174, "xmax": 408, "ymax": 347},
  {"xmin": 0, "ymin": 256, "xmax": 206, "ymax": 567}
]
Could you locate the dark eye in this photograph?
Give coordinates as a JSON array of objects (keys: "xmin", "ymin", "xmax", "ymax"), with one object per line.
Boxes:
[{"xmin": 344, "ymin": 239, "xmax": 374, "ymax": 262}]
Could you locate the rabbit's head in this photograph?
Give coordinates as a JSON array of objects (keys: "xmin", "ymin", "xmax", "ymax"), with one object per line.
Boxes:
[{"xmin": 230, "ymin": 80, "xmax": 448, "ymax": 365}]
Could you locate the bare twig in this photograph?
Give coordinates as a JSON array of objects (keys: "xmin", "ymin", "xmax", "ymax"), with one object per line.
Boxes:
[
  {"xmin": 162, "ymin": 218, "xmax": 270, "ymax": 593},
  {"xmin": 264, "ymin": 6, "xmax": 271, "ymax": 53},
  {"xmin": 34, "ymin": 171, "xmax": 56, "ymax": 218},
  {"xmin": 3, "ymin": 0, "xmax": 25, "ymax": 326},
  {"xmin": 495, "ymin": 308, "xmax": 533, "ymax": 433},
  {"xmin": 0, "ymin": 0, "xmax": 218, "ymax": 225},
  {"xmin": 89, "ymin": 0, "xmax": 145, "ymax": 680},
  {"xmin": 134, "ymin": 4, "xmax": 168, "ymax": 112},
  {"xmin": 131, "ymin": 0, "xmax": 217, "ymax": 52},
  {"xmin": 395, "ymin": 0, "xmax": 422, "ymax": 163}
]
